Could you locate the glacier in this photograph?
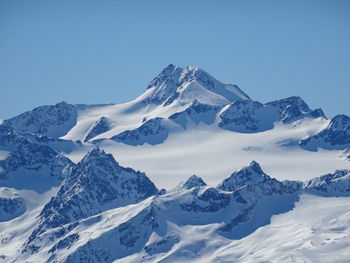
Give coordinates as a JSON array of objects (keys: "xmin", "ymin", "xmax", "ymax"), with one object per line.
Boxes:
[{"xmin": 0, "ymin": 64, "xmax": 349, "ymax": 262}]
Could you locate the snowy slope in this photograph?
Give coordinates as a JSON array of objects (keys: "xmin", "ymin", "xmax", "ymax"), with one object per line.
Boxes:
[
  {"xmin": 1, "ymin": 63, "xmax": 348, "ymax": 188},
  {"xmin": 2, "ymin": 159, "xmax": 349, "ymax": 263},
  {"xmin": 0, "ymin": 64, "xmax": 349, "ymax": 263},
  {"xmin": 2, "ymin": 64, "xmax": 347, "ymax": 187},
  {"xmin": 59, "ymin": 65, "xmax": 249, "ymax": 143},
  {"xmin": 98, "ymin": 117, "xmax": 349, "ymax": 188},
  {"xmin": 117, "ymin": 194, "xmax": 350, "ymax": 263}
]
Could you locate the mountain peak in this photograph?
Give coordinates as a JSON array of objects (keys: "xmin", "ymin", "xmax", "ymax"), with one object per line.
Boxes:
[
  {"xmin": 266, "ymin": 96, "xmax": 325, "ymax": 123},
  {"xmin": 142, "ymin": 64, "xmax": 250, "ymax": 107},
  {"xmin": 300, "ymin": 114, "xmax": 350, "ymax": 150},
  {"xmin": 32, "ymin": 148, "xmax": 158, "ymax": 241},
  {"xmin": 182, "ymin": 174, "xmax": 207, "ymax": 189},
  {"xmin": 329, "ymin": 114, "xmax": 350, "ymax": 130},
  {"xmin": 248, "ymin": 160, "xmax": 264, "ymax": 174},
  {"xmin": 171, "ymin": 174, "xmax": 207, "ymax": 192},
  {"xmin": 3, "ymin": 100, "xmax": 78, "ymax": 138},
  {"xmin": 146, "ymin": 64, "xmax": 183, "ymax": 90},
  {"xmin": 56, "ymin": 100, "xmax": 70, "ymax": 106},
  {"xmin": 80, "ymin": 147, "xmax": 118, "ymax": 167},
  {"xmin": 81, "ymin": 147, "xmax": 105, "ymax": 159},
  {"xmin": 305, "ymin": 169, "xmax": 350, "ymax": 196},
  {"xmin": 218, "ymin": 161, "xmax": 268, "ymax": 192}
]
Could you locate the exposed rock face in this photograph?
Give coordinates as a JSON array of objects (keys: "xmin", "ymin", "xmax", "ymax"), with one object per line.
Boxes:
[
  {"xmin": 0, "ymin": 128, "xmax": 73, "ymax": 192},
  {"xmin": 111, "ymin": 117, "xmax": 168, "ymax": 145},
  {"xmin": 171, "ymin": 174, "xmax": 207, "ymax": 192},
  {"xmin": 218, "ymin": 161, "xmax": 270, "ymax": 191},
  {"xmin": 219, "ymin": 97, "xmax": 325, "ymax": 133},
  {"xmin": 84, "ymin": 117, "xmax": 111, "ymax": 142},
  {"xmin": 169, "ymin": 100, "xmax": 222, "ymax": 128},
  {"xmin": 3, "ymin": 101, "xmax": 77, "ymax": 138},
  {"xmin": 143, "ymin": 64, "xmax": 250, "ymax": 106},
  {"xmin": 0, "ymin": 189, "xmax": 26, "ymax": 222},
  {"xmin": 1, "ymin": 64, "xmax": 349, "ymax": 263},
  {"xmin": 305, "ymin": 169, "xmax": 350, "ymax": 196},
  {"xmin": 265, "ymin": 96, "xmax": 325, "ymax": 123},
  {"xmin": 25, "ymin": 148, "xmax": 158, "ymax": 251},
  {"xmin": 301, "ymin": 114, "xmax": 350, "ymax": 150}
]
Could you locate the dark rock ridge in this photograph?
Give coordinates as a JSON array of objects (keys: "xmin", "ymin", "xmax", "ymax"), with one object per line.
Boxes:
[
  {"xmin": 218, "ymin": 161, "xmax": 270, "ymax": 191},
  {"xmin": 1, "ymin": 64, "xmax": 350, "ymax": 262},
  {"xmin": 21, "ymin": 161, "xmax": 350, "ymax": 262},
  {"xmin": 0, "ymin": 190, "xmax": 26, "ymax": 222},
  {"xmin": 84, "ymin": 116, "xmax": 111, "ymax": 142},
  {"xmin": 180, "ymin": 174, "xmax": 207, "ymax": 189},
  {"xmin": 305, "ymin": 169, "xmax": 350, "ymax": 196},
  {"xmin": 171, "ymin": 174, "xmax": 207, "ymax": 191},
  {"xmin": 265, "ymin": 96, "xmax": 325, "ymax": 123},
  {"xmin": 27, "ymin": 147, "xmax": 158, "ymax": 248},
  {"xmin": 0, "ymin": 124, "xmax": 26, "ymax": 151},
  {"xmin": 219, "ymin": 100, "xmax": 273, "ymax": 132},
  {"xmin": 169, "ymin": 100, "xmax": 222, "ymax": 128},
  {"xmin": 301, "ymin": 114, "xmax": 350, "ymax": 150},
  {"xmin": 111, "ymin": 117, "xmax": 168, "ymax": 145},
  {"xmin": 62, "ymin": 204, "xmax": 159, "ymax": 263},
  {"xmin": 0, "ymin": 127, "xmax": 73, "ymax": 192},
  {"xmin": 37, "ymin": 165, "xmax": 297, "ymax": 262},
  {"xmin": 1, "ymin": 121, "xmax": 80, "ymax": 157},
  {"xmin": 0, "ymin": 140, "xmax": 69, "ymax": 179},
  {"xmin": 3, "ymin": 101, "xmax": 78, "ymax": 138},
  {"xmin": 219, "ymin": 97, "xmax": 325, "ymax": 133},
  {"xmin": 144, "ymin": 64, "xmax": 184, "ymax": 105},
  {"xmin": 143, "ymin": 64, "xmax": 250, "ymax": 106},
  {"xmin": 144, "ymin": 233, "xmax": 180, "ymax": 256},
  {"xmin": 46, "ymin": 162, "xmax": 302, "ymax": 262},
  {"xmin": 25, "ymin": 134, "xmax": 82, "ymax": 154}
]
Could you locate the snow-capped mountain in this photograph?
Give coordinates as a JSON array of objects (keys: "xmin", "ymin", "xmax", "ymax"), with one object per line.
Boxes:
[
  {"xmin": 141, "ymin": 64, "xmax": 250, "ymax": 106},
  {"xmin": 218, "ymin": 161, "xmax": 275, "ymax": 191},
  {"xmin": 3, "ymin": 101, "xmax": 78, "ymax": 138},
  {"xmin": 218, "ymin": 96, "xmax": 325, "ymax": 133},
  {"xmin": 7, "ymin": 158, "xmax": 348, "ymax": 263},
  {"xmin": 169, "ymin": 100, "xmax": 222, "ymax": 128},
  {"xmin": 301, "ymin": 114, "xmax": 350, "ymax": 150},
  {"xmin": 171, "ymin": 174, "xmax": 207, "ymax": 192},
  {"xmin": 110, "ymin": 117, "xmax": 170, "ymax": 146},
  {"xmin": 24, "ymin": 147, "xmax": 158, "ymax": 255},
  {"xmin": 39, "ymin": 147, "xmax": 157, "ymax": 226},
  {"xmin": 0, "ymin": 64, "xmax": 349, "ymax": 262},
  {"xmin": 0, "ymin": 125, "xmax": 73, "ymax": 192},
  {"xmin": 305, "ymin": 169, "xmax": 350, "ymax": 196}
]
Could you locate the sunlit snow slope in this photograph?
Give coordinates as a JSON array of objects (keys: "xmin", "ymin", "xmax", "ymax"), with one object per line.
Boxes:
[
  {"xmin": 1, "ymin": 64, "xmax": 349, "ymax": 263},
  {"xmin": 43, "ymin": 64, "xmax": 348, "ymax": 188}
]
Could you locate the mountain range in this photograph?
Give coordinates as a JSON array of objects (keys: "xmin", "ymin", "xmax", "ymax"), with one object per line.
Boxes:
[{"xmin": 0, "ymin": 64, "xmax": 349, "ymax": 263}]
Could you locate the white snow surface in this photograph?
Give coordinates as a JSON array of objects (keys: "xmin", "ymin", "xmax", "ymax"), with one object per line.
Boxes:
[
  {"xmin": 116, "ymin": 194, "xmax": 350, "ymax": 263},
  {"xmin": 1, "ymin": 192, "xmax": 349, "ymax": 263},
  {"xmin": 63, "ymin": 116, "xmax": 349, "ymax": 188},
  {"xmin": 1, "ymin": 65, "xmax": 350, "ymax": 263},
  {"xmin": 55, "ymin": 66, "xmax": 349, "ymax": 188},
  {"xmin": 0, "ymin": 187, "xmax": 59, "ymax": 260},
  {"xmin": 0, "ymin": 150, "xmax": 10, "ymax": 161}
]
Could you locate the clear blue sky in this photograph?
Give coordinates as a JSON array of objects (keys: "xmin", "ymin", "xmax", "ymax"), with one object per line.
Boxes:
[{"xmin": 1, "ymin": 0, "xmax": 349, "ymax": 119}]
